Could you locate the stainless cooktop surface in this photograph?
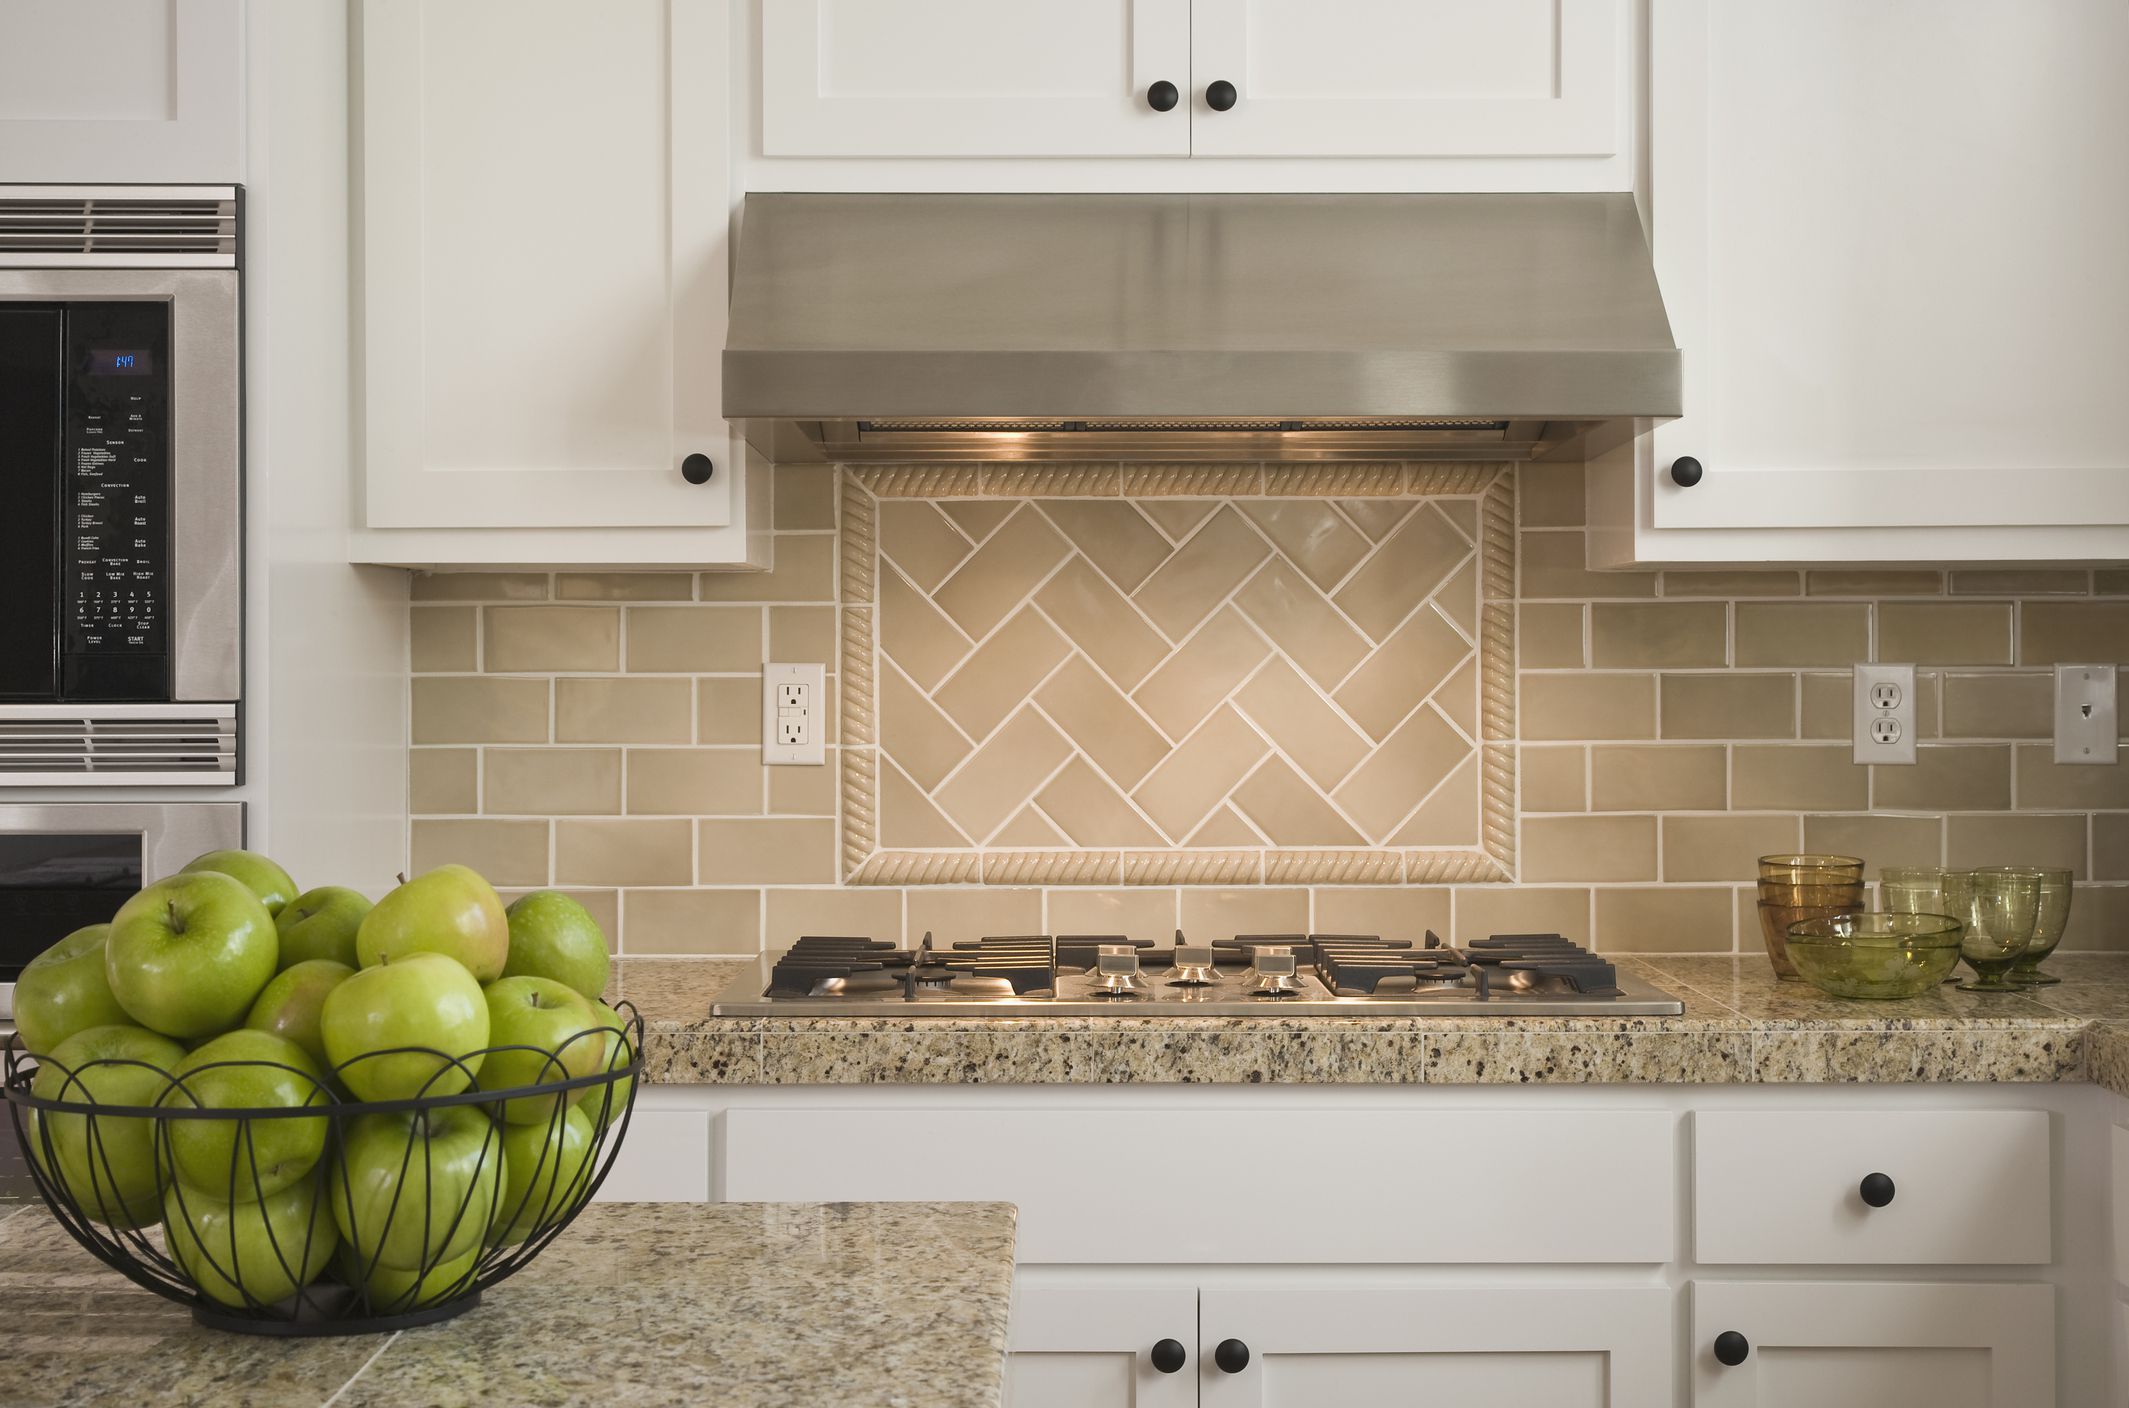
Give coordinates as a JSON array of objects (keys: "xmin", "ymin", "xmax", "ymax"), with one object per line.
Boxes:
[{"xmin": 712, "ymin": 932, "xmax": 1686, "ymax": 1018}]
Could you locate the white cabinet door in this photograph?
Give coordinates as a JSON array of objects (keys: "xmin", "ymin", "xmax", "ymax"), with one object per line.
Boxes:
[
  {"xmin": 590, "ymin": 1109, "xmax": 711, "ymax": 1201},
  {"xmin": 1608, "ymin": 0, "xmax": 2129, "ymax": 564},
  {"xmin": 760, "ymin": 0, "xmax": 1190, "ymax": 157},
  {"xmin": 1187, "ymin": 0, "xmax": 1622, "ymax": 158},
  {"xmin": 359, "ymin": 0, "xmax": 736, "ymax": 531},
  {"xmin": 0, "ymin": 0, "xmax": 242, "ymax": 183},
  {"xmin": 1008, "ymin": 1283, "xmax": 1197, "ymax": 1408},
  {"xmin": 1692, "ymin": 1282, "xmax": 2053, "ymax": 1408},
  {"xmin": 1199, "ymin": 1285, "xmax": 1672, "ymax": 1407}
]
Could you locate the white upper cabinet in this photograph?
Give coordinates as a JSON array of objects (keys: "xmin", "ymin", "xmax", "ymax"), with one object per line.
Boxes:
[
  {"xmin": 756, "ymin": 0, "xmax": 1626, "ymax": 169},
  {"xmin": 761, "ymin": 0, "xmax": 1190, "ymax": 157},
  {"xmin": 357, "ymin": 0, "xmax": 747, "ymax": 558},
  {"xmin": 1594, "ymin": 0, "xmax": 2129, "ymax": 565},
  {"xmin": 1188, "ymin": 0, "xmax": 1619, "ymax": 159},
  {"xmin": 0, "ymin": 0, "xmax": 243, "ymax": 183}
]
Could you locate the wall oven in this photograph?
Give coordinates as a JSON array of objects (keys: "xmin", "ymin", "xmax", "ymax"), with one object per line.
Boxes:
[
  {"xmin": 0, "ymin": 802, "xmax": 242, "ymax": 1023},
  {"xmin": 0, "ymin": 185, "xmax": 241, "ymax": 784},
  {"xmin": 0, "ymin": 801, "xmax": 240, "ymax": 1200}
]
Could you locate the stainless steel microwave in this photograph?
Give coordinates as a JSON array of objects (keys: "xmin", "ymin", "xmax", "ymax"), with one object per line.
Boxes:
[{"xmin": 0, "ymin": 185, "xmax": 241, "ymax": 784}]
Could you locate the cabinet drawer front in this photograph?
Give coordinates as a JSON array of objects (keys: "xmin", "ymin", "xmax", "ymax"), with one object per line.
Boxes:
[
  {"xmin": 725, "ymin": 1107, "xmax": 1674, "ymax": 1264},
  {"xmin": 1694, "ymin": 1111, "xmax": 2050, "ymax": 1265}
]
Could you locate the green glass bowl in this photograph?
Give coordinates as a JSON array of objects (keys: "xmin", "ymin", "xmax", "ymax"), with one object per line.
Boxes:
[{"xmin": 1785, "ymin": 912, "xmax": 1963, "ymax": 1000}]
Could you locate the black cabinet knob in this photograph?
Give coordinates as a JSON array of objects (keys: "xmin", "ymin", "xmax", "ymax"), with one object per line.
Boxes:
[
  {"xmin": 1214, "ymin": 1339, "xmax": 1250, "ymax": 1373},
  {"xmin": 1860, "ymin": 1172, "xmax": 1896, "ymax": 1207},
  {"xmin": 1147, "ymin": 80, "xmax": 1179, "ymax": 112},
  {"xmin": 1714, "ymin": 1331, "xmax": 1750, "ymax": 1366},
  {"xmin": 681, "ymin": 453, "xmax": 715, "ymax": 485},
  {"xmin": 1668, "ymin": 455, "xmax": 1703, "ymax": 487},
  {"xmin": 1150, "ymin": 1339, "xmax": 1186, "ymax": 1373},
  {"xmin": 1205, "ymin": 79, "xmax": 1238, "ymax": 111}
]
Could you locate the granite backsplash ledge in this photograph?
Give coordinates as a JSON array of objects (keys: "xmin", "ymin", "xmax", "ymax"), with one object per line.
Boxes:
[{"xmin": 406, "ymin": 459, "xmax": 2129, "ymax": 958}]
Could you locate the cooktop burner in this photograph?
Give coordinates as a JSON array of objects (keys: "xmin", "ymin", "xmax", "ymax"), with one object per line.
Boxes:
[{"xmin": 715, "ymin": 930, "xmax": 1684, "ymax": 1017}]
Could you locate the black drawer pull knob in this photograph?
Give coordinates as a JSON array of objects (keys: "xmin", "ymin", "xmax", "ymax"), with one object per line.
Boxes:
[
  {"xmin": 1860, "ymin": 1171, "xmax": 1896, "ymax": 1207},
  {"xmin": 1150, "ymin": 1339, "xmax": 1186, "ymax": 1373},
  {"xmin": 1214, "ymin": 1338, "xmax": 1250, "ymax": 1373},
  {"xmin": 1206, "ymin": 79, "xmax": 1238, "ymax": 111},
  {"xmin": 1147, "ymin": 80, "xmax": 1179, "ymax": 112},
  {"xmin": 681, "ymin": 453, "xmax": 716, "ymax": 485},
  {"xmin": 1669, "ymin": 456, "xmax": 1703, "ymax": 487},
  {"xmin": 1714, "ymin": 1330, "xmax": 1750, "ymax": 1366}
]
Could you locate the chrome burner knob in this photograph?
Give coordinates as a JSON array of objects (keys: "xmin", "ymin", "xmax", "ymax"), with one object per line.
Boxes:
[
  {"xmin": 1090, "ymin": 943, "xmax": 1151, "ymax": 995},
  {"xmin": 1243, "ymin": 946, "xmax": 1304, "ymax": 995},
  {"xmin": 1163, "ymin": 944, "xmax": 1218, "ymax": 985}
]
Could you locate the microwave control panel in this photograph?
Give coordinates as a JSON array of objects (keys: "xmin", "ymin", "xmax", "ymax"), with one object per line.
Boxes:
[{"xmin": 63, "ymin": 302, "xmax": 170, "ymax": 700}]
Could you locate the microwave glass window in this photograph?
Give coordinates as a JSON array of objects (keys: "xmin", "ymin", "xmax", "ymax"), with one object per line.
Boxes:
[{"xmin": 0, "ymin": 833, "xmax": 142, "ymax": 979}]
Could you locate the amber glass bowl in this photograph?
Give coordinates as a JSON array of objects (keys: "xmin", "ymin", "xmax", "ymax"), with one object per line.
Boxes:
[{"xmin": 1785, "ymin": 912, "xmax": 1963, "ymax": 999}]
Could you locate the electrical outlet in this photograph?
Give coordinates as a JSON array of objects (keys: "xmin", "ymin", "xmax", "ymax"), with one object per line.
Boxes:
[
  {"xmin": 1853, "ymin": 663, "xmax": 1917, "ymax": 766},
  {"xmin": 762, "ymin": 663, "xmax": 826, "ymax": 766},
  {"xmin": 2054, "ymin": 663, "xmax": 2119, "ymax": 765}
]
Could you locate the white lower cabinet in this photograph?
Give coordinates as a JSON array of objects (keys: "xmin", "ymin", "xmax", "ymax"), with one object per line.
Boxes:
[
  {"xmin": 1007, "ymin": 1284, "xmax": 1198, "ymax": 1408},
  {"xmin": 1194, "ymin": 1285, "xmax": 1671, "ymax": 1407},
  {"xmin": 1690, "ymin": 1281, "xmax": 2055, "ymax": 1407}
]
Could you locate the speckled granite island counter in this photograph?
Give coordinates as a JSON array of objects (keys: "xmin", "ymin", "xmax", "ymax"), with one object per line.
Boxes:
[
  {"xmin": 611, "ymin": 953, "xmax": 2129, "ymax": 1091},
  {"xmin": 0, "ymin": 1201, "xmax": 1016, "ymax": 1408}
]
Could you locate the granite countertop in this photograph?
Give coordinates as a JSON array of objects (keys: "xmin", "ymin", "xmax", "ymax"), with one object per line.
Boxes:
[
  {"xmin": 610, "ymin": 953, "xmax": 2129, "ymax": 1091},
  {"xmin": 0, "ymin": 1201, "xmax": 1017, "ymax": 1408}
]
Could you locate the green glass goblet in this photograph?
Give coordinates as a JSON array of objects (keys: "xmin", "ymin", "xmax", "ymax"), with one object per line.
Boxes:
[
  {"xmin": 2007, "ymin": 868, "xmax": 2074, "ymax": 986},
  {"xmin": 1954, "ymin": 867, "xmax": 2040, "ymax": 993}
]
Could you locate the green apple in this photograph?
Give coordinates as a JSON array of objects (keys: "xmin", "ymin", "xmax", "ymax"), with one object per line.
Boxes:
[
  {"xmin": 164, "ymin": 1174, "xmax": 337, "ymax": 1308},
  {"xmin": 28, "ymin": 1024, "xmax": 185, "ymax": 1228},
  {"xmin": 501, "ymin": 891, "xmax": 611, "ymax": 1002},
  {"xmin": 14, "ymin": 924, "xmax": 129, "ymax": 1056},
  {"xmin": 329, "ymin": 1105, "xmax": 504, "ymax": 1272},
  {"xmin": 180, "ymin": 849, "xmax": 298, "ymax": 917},
  {"xmin": 491, "ymin": 1104, "xmax": 595, "ymax": 1245},
  {"xmin": 474, "ymin": 977, "xmax": 601, "ymax": 1124},
  {"xmin": 161, "ymin": 1030, "xmax": 330, "ymax": 1200},
  {"xmin": 274, "ymin": 886, "xmax": 372, "ymax": 970},
  {"xmin": 573, "ymin": 999, "xmax": 637, "ymax": 1135},
  {"xmin": 341, "ymin": 1245, "xmax": 480, "ymax": 1313},
  {"xmin": 105, "ymin": 871, "xmax": 278, "ymax": 1040},
  {"xmin": 357, "ymin": 865, "xmax": 508, "ymax": 982},
  {"xmin": 243, "ymin": 960, "xmax": 354, "ymax": 1071},
  {"xmin": 320, "ymin": 952, "xmax": 488, "ymax": 1102}
]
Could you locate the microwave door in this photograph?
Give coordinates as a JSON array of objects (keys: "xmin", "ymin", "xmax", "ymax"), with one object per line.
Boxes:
[{"xmin": 0, "ymin": 305, "xmax": 62, "ymax": 700}]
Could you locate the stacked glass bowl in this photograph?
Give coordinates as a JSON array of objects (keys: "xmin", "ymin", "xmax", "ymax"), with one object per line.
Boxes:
[{"xmin": 1755, "ymin": 854, "xmax": 1864, "ymax": 979}]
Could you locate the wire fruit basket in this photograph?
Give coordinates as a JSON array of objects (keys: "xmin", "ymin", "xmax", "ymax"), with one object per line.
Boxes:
[{"xmin": 2, "ymin": 1004, "xmax": 643, "ymax": 1336}]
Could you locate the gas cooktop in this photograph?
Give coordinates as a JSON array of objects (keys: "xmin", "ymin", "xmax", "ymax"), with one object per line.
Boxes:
[{"xmin": 711, "ymin": 932, "xmax": 1686, "ymax": 1017}]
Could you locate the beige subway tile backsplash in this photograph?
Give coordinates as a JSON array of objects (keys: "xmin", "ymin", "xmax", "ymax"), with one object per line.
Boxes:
[
  {"xmin": 412, "ymin": 676, "xmax": 548, "ymax": 744},
  {"xmin": 1733, "ymin": 603, "xmax": 1869, "ymax": 668},
  {"xmin": 485, "ymin": 607, "xmax": 618, "ymax": 673},
  {"xmin": 1589, "ymin": 745, "xmax": 1726, "ymax": 812},
  {"xmin": 556, "ymin": 676, "xmax": 693, "ymax": 743},
  {"xmin": 404, "ymin": 464, "xmax": 2128, "ymax": 957},
  {"xmin": 1589, "ymin": 602, "xmax": 1727, "ymax": 669}
]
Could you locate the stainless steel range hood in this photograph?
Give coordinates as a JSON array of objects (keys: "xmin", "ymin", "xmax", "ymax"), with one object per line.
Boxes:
[{"xmin": 723, "ymin": 192, "xmax": 1679, "ymax": 464}]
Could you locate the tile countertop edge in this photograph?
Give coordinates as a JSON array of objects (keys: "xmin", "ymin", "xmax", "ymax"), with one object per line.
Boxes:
[{"xmin": 611, "ymin": 954, "xmax": 2124, "ymax": 1093}]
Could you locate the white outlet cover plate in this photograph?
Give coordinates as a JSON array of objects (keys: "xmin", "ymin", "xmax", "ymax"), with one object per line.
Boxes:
[
  {"xmin": 2054, "ymin": 663, "xmax": 2120, "ymax": 765},
  {"xmin": 1853, "ymin": 663, "xmax": 1917, "ymax": 765},
  {"xmin": 762, "ymin": 662, "xmax": 827, "ymax": 766}
]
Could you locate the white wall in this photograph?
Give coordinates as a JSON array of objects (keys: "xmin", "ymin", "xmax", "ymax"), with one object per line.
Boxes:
[{"xmin": 248, "ymin": 1, "xmax": 409, "ymax": 892}]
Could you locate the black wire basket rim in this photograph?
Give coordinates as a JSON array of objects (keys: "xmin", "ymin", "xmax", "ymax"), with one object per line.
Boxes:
[{"xmin": 3, "ymin": 1001, "xmax": 644, "ymax": 1119}]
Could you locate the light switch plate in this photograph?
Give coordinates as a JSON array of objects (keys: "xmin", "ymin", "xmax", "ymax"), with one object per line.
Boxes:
[
  {"xmin": 2054, "ymin": 663, "xmax": 2119, "ymax": 765},
  {"xmin": 1853, "ymin": 663, "xmax": 1917, "ymax": 765},
  {"xmin": 762, "ymin": 663, "xmax": 826, "ymax": 766}
]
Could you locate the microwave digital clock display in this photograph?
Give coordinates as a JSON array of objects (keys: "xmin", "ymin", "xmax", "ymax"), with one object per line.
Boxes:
[{"xmin": 85, "ymin": 348, "xmax": 152, "ymax": 376}]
